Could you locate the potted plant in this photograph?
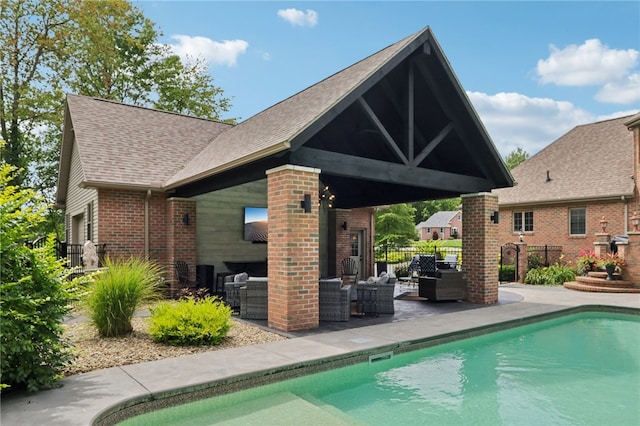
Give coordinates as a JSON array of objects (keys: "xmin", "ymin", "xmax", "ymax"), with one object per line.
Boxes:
[
  {"xmin": 576, "ymin": 248, "xmax": 598, "ymax": 275},
  {"xmin": 598, "ymin": 253, "xmax": 627, "ymax": 281}
]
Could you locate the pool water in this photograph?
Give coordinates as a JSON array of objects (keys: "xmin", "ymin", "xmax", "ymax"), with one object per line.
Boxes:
[{"xmin": 118, "ymin": 312, "xmax": 640, "ymax": 426}]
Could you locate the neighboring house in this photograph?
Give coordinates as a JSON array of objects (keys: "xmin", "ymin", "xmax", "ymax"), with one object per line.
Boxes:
[
  {"xmin": 416, "ymin": 210, "xmax": 462, "ymax": 240},
  {"xmin": 56, "ymin": 27, "xmax": 514, "ymax": 330},
  {"xmin": 492, "ymin": 114, "xmax": 639, "ymax": 261}
]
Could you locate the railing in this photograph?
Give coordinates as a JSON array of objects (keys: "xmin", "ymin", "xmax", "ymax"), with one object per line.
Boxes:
[
  {"xmin": 28, "ymin": 237, "xmax": 107, "ymax": 275},
  {"xmin": 527, "ymin": 245, "xmax": 562, "ymax": 268},
  {"xmin": 374, "ymin": 244, "xmax": 462, "ymax": 276}
]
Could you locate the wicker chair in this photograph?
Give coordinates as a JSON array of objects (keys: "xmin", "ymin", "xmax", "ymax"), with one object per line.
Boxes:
[
  {"xmin": 356, "ymin": 273, "xmax": 396, "ymax": 314},
  {"xmin": 319, "ymin": 279, "xmax": 351, "ymax": 321},
  {"xmin": 239, "ymin": 278, "xmax": 268, "ymax": 320},
  {"xmin": 418, "ymin": 270, "xmax": 466, "ymax": 301},
  {"xmin": 224, "ymin": 272, "xmax": 248, "ymax": 309},
  {"xmin": 174, "ymin": 261, "xmax": 200, "ymax": 292}
]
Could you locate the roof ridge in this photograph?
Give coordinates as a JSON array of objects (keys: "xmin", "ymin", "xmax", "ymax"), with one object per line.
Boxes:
[{"xmin": 66, "ymin": 93, "xmax": 232, "ymax": 126}]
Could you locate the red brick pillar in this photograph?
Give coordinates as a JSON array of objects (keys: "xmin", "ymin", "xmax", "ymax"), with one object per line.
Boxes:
[
  {"xmin": 461, "ymin": 193, "xmax": 499, "ymax": 304},
  {"xmin": 167, "ymin": 197, "xmax": 197, "ymax": 297},
  {"xmin": 266, "ymin": 165, "xmax": 320, "ymax": 331}
]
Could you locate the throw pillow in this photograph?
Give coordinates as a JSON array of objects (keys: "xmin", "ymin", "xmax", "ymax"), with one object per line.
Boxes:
[{"xmin": 234, "ymin": 272, "xmax": 249, "ymax": 282}]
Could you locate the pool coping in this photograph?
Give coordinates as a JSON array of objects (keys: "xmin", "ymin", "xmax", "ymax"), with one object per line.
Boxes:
[{"xmin": 1, "ymin": 285, "xmax": 639, "ymax": 426}]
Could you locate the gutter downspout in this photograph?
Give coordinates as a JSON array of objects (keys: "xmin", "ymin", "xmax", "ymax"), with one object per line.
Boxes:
[{"xmin": 145, "ymin": 189, "xmax": 151, "ymax": 258}]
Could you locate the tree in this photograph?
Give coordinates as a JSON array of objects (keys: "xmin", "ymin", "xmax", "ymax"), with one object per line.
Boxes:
[
  {"xmin": 1, "ymin": 0, "xmax": 233, "ymax": 235},
  {"xmin": 412, "ymin": 198, "xmax": 461, "ymax": 225},
  {"xmin": 504, "ymin": 147, "xmax": 529, "ymax": 170},
  {"xmin": 0, "ymin": 0, "xmax": 73, "ymax": 187},
  {"xmin": 375, "ymin": 203, "xmax": 418, "ymax": 246},
  {"xmin": 0, "ymin": 159, "xmax": 73, "ymax": 392}
]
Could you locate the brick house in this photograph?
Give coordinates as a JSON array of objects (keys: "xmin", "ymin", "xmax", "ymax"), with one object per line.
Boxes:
[
  {"xmin": 416, "ymin": 210, "xmax": 462, "ymax": 240},
  {"xmin": 56, "ymin": 27, "xmax": 514, "ymax": 331},
  {"xmin": 492, "ymin": 114, "xmax": 640, "ymax": 284}
]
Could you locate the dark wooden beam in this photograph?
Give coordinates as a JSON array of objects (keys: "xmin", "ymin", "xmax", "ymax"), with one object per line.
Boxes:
[
  {"xmin": 292, "ymin": 147, "xmax": 491, "ymax": 193},
  {"xmin": 413, "ymin": 121, "xmax": 454, "ymax": 166},
  {"xmin": 357, "ymin": 97, "xmax": 409, "ymax": 165}
]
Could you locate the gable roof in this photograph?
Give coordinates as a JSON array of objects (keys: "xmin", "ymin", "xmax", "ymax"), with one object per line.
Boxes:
[
  {"xmin": 416, "ymin": 210, "xmax": 460, "ymax": 228},
  {"xmin": 56, "ymin": 95, "xmax": 232, "ymax": 204},
  {"xmin": 57, "ymin": 26, "xmax": 514, "ymax": 209},
  {"xmin": 493, "ymin": 115, "xmax": 635, "ymax": 207}
]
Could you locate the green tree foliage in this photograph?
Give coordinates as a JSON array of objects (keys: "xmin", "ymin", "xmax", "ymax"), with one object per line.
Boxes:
[
  {"xmin": 375, "ymin": 203, "xmax": 418, "ymax": 246},
  {"xmin": 0, "ymin": 0, "xmax": 233, "ymax": 229},
  {"xmin": 0, "ymin": 161, "xmax": 72, "ymax": 392},
  {"xmin": 504, "ymin": 147, "xmax": 529, "ymax": 170},
  {"xmin": 412, "ymin": 198, "xmax": 461, "ymax": 225}
]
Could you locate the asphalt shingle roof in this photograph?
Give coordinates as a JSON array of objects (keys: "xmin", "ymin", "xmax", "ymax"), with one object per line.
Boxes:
[
  {"xmin": 493, "ymin": 115, "xmax": 635, "ymax": 206},
  {"xmin": 416, "ymin": 211, "xmax": 460, "ymax": 228},
  {"xmin": 165, "ymin": 28, "xmax": 423, "ymax": 188},
  {"xmin": 65, "ymin": 95, "xmax": 232, "ymax": 189}
]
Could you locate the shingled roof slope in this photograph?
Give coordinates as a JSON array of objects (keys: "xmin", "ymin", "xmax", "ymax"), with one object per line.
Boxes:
[
  {"xmin": 165, "ymin": 28, "xmax": 424, "ymax": 187},
  {"xmin": 64, "ymin": 95, "xmax": 232, "ymax": 189},
  {"xmin": 493, "ymin": 115, "xmax": 635, "ymax": 206},
  {"xmin": 416, "ymin": 210, "xmax": 460, "ymax": 228}
]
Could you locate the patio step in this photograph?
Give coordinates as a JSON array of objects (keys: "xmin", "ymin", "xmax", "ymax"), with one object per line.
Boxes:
[
  {"xmin": 564, "ymin": 281, "xmax": 640, "ymax": 293},
  {"xmin": 575, "ymin": 275, "xmax": 635, "ymax": 289}
]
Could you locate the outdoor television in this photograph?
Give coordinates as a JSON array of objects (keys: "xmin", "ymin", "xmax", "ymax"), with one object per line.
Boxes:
[{"xmin": 243, "ymin": 207, "xmax": 268, "ymax": 243}]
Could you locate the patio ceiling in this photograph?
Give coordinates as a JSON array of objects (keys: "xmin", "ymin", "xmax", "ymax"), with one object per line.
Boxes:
[{"xmin": 172, "ymin": 28, "xmax": 513, "ymax": 208}]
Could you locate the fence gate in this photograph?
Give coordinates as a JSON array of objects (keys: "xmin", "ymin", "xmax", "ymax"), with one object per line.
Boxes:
[{"xmin": 500, "ymin": 243, "xmax": 520, "ymax": 282}]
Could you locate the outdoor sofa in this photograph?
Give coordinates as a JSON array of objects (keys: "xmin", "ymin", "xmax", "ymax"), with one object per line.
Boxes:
[{"xmin": 355, "ymin": 272, "xmax": 396, "ymax": 314}]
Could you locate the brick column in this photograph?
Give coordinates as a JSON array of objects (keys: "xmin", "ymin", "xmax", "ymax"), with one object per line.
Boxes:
[
  {"xmin": 266, "ymin": 165, "xmax": 320, "ymax": 331},
  {"xmin": 461, "ymin": 193, "xmax": 499, "ymax": 304},
  {"xmin": 167, "ymin": 197, "xmax": 197, "ymax": 297}
]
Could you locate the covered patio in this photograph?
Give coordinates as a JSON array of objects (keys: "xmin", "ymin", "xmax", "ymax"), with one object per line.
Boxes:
[{"xmin": 164, "ymin": 27, "xmax": 513, "ymax": 331}]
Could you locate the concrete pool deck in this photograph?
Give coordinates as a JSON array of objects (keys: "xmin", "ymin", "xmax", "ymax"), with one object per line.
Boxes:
[{"xmin": 2, "ymin": 284, "xmax": 639, "ymax": 425}]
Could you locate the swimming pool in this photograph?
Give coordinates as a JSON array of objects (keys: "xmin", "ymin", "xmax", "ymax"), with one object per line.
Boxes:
[{"xmin": 116, "ymin": 311, "xmax": 639, "ymax": 426}]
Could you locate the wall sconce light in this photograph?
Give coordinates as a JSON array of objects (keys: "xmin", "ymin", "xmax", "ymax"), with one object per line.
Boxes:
[
  {"xmin": 341, "ymin": 221, "xmax": 348, "ymax": 230},
  {"xmin": 519, "ymin": 230, "xmax": 524, "ymax": 242},
  {"xmin": 182, "ymin": 213, "xmax": 190, "ymax": 226},
  {"xmin": 599, "ymin": 216, "xmax": 608, "ymax": 233},
  {"xmin": 490, "ymin": 211, "xmax": 499, "ymax": 224},
  {"xmin": 631, "ymin": 211, "xmax": 640, "ymax": 232},
  {"xmin": 300, "ymin": 194, "xmax": 312, "ymax": 213}
]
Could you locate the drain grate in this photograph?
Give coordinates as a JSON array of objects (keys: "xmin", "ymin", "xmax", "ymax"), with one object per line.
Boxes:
[{"xmin": 369, "ymin": 351, "xmax": 393, "ymax": 364}]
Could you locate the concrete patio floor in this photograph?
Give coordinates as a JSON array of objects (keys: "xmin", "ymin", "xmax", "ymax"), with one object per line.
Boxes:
[{"xmin": 1, "ymin": 284, "xmax": 639, "ymax": 426}]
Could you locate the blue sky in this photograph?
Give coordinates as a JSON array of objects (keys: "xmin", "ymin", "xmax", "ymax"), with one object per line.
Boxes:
[{"xmin": 138, "ymin": 1, "xmax": 640, "ymax": 157}]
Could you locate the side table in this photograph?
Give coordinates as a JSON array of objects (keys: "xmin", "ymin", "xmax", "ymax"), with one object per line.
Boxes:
[{"xmin": 356, "ymin": 287, "xmax": 378, "ymax": 317}]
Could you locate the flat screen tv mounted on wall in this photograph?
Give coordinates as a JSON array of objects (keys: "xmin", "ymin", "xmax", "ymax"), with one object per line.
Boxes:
[{"xmin": 243, "ymin": 207, "xmax": 268, "ymax": 243}]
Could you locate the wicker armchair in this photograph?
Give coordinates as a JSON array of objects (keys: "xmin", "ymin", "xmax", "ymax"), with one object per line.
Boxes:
[
  {"xmin": 319, "ymin": 279, "xmax": 351, "ymax": 321},
  {"xmin": 224, "ymin": 272, "xmax": 248, "ymax": 309},
  {"xmin": 418, "ymin": 270, "xmax": 466, "ymax": 301},
  {"xmin": 239, "ymin": 278, "xmax": 268, "ymax": 320}
]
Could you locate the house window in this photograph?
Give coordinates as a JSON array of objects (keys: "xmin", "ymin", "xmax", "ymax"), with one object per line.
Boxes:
[
  {"xmin": 426, "ymin": 227, "xmax": 431, "ymax": 234},
  {"xmin": 569, "ymin": 208, "xmax": 586, "ymax": 235},
  {"xmin": 86, "ymin": 202, "xmax": 93, "ymax": 241},
  {"xmin": 439, "ymin": 227, "xmax": 444, "ymax": 234},
  {"xmin": 513, "ymin": 211, "xmax": 534, "ymax": 232}
]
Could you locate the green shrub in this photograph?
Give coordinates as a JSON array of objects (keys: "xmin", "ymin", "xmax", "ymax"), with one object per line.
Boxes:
[
  {"xmin": 524, "ymin": 264, "xmax": 576, "ymax": 286},
  {"xmin": 499, "ymin": 265, "xmax": 516, "ymax": 282},
  {"xmin": 148, "ymin": 296, "xmax": 233, "ymax": 345},
  {"xmin": 87, "ymin": 256, "xmax": 163, "ymax": 337},
  {"xmin": 0, "ymin": 163, "xmax": 73, "ymax": 392}
]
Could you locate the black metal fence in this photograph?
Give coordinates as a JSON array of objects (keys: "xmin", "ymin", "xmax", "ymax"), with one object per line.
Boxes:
[
  {"xmin": 527, "ymin": 245, "xmax": 563, "ymax": 268},
  {"xmin": 374, "ymin": 244, "xmax": 463, "ymax": 276},
  {"xmin": 28, "ymin": 237, "xmax": 107, "ymax": 275}
]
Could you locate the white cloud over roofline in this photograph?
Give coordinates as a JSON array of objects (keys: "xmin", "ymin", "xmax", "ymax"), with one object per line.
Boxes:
[
  {"xmin": 167, "ymin": 35, "xmax": 249, "ymax": 67},
  {"xmin": 536, "ymin": 39, "xmax": 638, "ymax": 86},
  {"xmin": 277, "ymin": 8, "xmax": 318, "ymax": 27},
  {"xmin": 596, "ymin": 72, "xmax": 640, "ymax": 104}
]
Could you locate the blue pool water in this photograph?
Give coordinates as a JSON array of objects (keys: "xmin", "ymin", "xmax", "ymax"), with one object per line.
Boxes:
[{"xmin": 118, "ymin": 312, "xmax": 640, "ymax": 426}]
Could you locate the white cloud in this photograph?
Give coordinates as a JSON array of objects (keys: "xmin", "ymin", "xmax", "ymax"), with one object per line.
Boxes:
[
  {"xmin": 167, "ymin": 35, "xmax": 249, "ymax": 67},
  {"xmin": 467, "ymin": 91, "xmax": 594, "ymax": 156},
  {"xmin": 537, "ymin": 39, "xmax": 638, "ymax": 86},
  {"xmin": 277, "ymin": 8, "xmax": 318, "ymax": 27},
  {"xmin": 595, "ymin": 72, "xmax": 640, "ymax": 104}
]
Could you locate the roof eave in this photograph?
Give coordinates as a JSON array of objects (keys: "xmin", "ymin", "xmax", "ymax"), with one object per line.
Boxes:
[
  {"xmin": 498, "ymin": 192, "xmax": 636, "ymax": 208},
  {"xmin": 164, "ymin": 141, "xmax": 291, "ymax": 190}
]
